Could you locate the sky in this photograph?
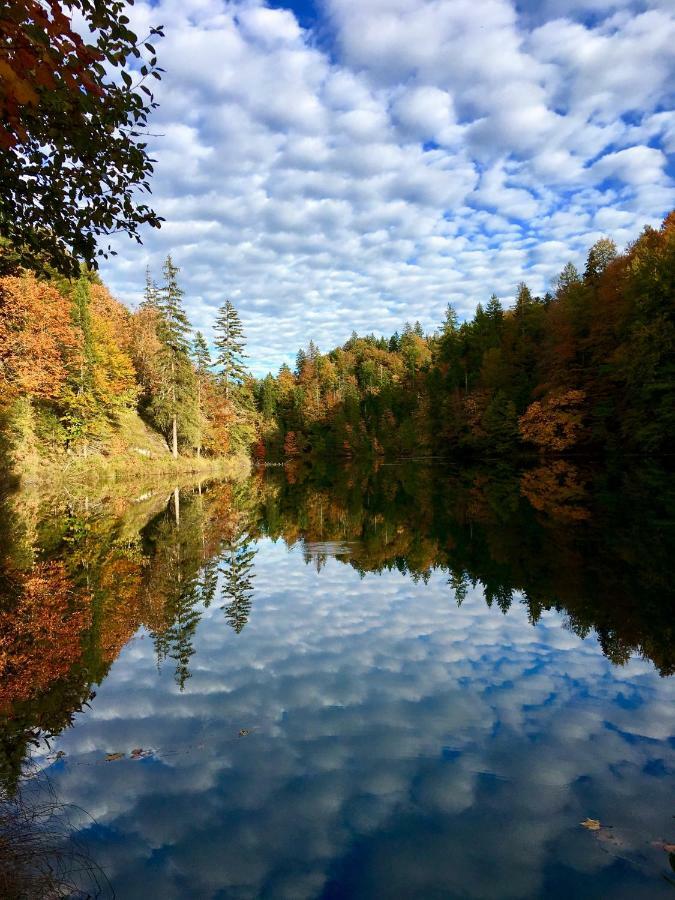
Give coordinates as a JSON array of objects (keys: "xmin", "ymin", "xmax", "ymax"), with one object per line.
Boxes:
[
  {"xmin": 101, "ymin": 0, "xmax": 675, "ymax": 375},
  {"xmin": 40, "ymin": 538, "xmax": 675, "ymax": 898}
]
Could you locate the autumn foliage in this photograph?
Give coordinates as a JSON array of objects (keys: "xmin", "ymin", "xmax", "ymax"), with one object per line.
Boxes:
[
  {"xmin": 256, "ymin": 213, "xmax": 675, "ymax": 460},
  {"xmin": 518, "ymin": 390, "xmax": 586, "ymax": 452},
  {"xmin": 0, "ymin": 562, "xmax": 91, "ymax": 710},
  {"xmin": 0, "ymin": 259, "xmax": 253, "ymax": 466},
  {"xmin": 0, "ymin": 274, "xmax": 77, "ymax": 403}
]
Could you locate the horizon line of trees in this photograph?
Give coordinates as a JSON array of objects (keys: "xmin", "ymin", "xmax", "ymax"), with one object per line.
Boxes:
[{"xmin": 254, "ymin": 212, "xmax": 675, "ymax": 460}]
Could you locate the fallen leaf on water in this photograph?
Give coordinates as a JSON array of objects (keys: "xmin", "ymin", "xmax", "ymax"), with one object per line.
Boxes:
[
  {"xmin": 130, "ymin": 748, "xmax": 152, "ymax": 759},
  {"xmin": 581, "ymin": 818, "xmax": 602, "ymax": 831},
  {"xmin": 105, "ymin": 752, "xmax": 124, "ymax": 762}
]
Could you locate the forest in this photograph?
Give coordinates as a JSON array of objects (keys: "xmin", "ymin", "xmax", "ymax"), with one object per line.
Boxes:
[
  {"xmin": 0, "ymin": 253, "xmax": 256, "ymax": 480},
  {"xmin": 255, "ymin": 212, "xmax": 675, "ymax": 461},
  {"xmin": 1, "ymin": 211, "xmax": 673, "ymax": 482}
]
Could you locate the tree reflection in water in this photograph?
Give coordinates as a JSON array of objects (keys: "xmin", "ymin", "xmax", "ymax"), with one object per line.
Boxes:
[{"xmin": 0, "ymin": 459, "xmax": 673, "ymax": 793}]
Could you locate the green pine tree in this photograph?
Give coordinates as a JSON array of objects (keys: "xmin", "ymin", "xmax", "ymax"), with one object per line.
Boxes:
[
  {"xmin": 214, "ymin": 299, "xmax": 247, "ymax": 400},
  {"xmin": 141, "ymin": 265, "xmax": 159, "ymax": 310},
  {"xmin": 154, "ymin": 255, "xmax": 195, "ymax": 457},
  {"xmin": 220, "ymin": 534, "xmax": 257, "ymax": 633},
  {"xmin": 192, "ymin": 331, "xmax": 211, "ymax": 458}
]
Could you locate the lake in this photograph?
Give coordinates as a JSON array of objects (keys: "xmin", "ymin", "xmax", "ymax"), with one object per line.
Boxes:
[{"xmin": 1, "ymin": 460, "xmax": 674, "ymax": 898}]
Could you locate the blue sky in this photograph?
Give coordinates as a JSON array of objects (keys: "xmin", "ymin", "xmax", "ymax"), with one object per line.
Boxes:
[
  {"xmin": 38, "ymin": 539, "xmax": 675, "ymax": 897},
  {"xmin": 101, "ymin": 0, "xmax": 675, "ymax": 375}
]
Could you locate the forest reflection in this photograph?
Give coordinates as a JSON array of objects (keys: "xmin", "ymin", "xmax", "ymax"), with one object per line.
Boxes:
[{"xmin": 0, "ymin": 459, "xmax": 673, "ymax": 791}]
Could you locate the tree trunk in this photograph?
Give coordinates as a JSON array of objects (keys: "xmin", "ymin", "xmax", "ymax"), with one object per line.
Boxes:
[
  {"xmin": 174, "ymin": 487, "xmax": 180, "ymax": 527},
  {"xmin": 171, "ymin": 357, "xmax": 178, "ymax": 458},
  {"xmin": 197, "ymin": 379, "xmax": 202, "ymax": 458}
]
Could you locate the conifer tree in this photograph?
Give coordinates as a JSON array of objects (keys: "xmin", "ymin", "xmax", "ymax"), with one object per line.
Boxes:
[
  {"xmin": 199, "ymin": 557, "xmax": 219, "ymax": 608},
  {"xmin": 141, "ymin": 266, "xmax": 159, "ymax": 310},
  {"xmin": 220, "ymin": 534, "xmax": 257, "ymax": 633},
  {"xmin": 166, "ymin": 572, "xmax": 202, "ymax": 690},
  {"xmin": 556, "ymin": 262, "xmax": 581, "ymax": 293},
  {"xmin": 154, "ymin": 255, "xmax": 194, "ymax": 457},
  {"xmin": 214, "ymin": 299, "xmax": 247, "ymax": 399},
  {"xmin": 295, "ymin": 347, "xmax": 307, "ymax": 376},
  {"xmin": 192, "ymin": 331, "xmax": 211, "ymax": 458},
  {"xmin": 485, "ymin": 293, "xmax": 504, "ymax": 326}
]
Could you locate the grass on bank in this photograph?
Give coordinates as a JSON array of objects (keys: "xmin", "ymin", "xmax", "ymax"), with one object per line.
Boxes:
[{"xmin": 2, "ymin": 406, "xmax": 250, "ymax": 489}]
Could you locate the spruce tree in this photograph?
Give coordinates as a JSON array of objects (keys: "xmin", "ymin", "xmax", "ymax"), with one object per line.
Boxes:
[
  {"xmin": 155, "ymin": 255, "xmax": 194, "ymax": 457},
  {"xmin": 556, "ymin": 261, "xmax": 581, "ymax": 293},
  {"xmin": 192, "ymin": 331, "xmax": 211, "ymax": 457},
  {"xmin": 141, "ymin": 265, "xmax": 159, "ymax": 310},
  {"xmin": 220, "ymin": 534, "xmax": 257, "ymax": 633},
  {"xmin": 485, "ymin": 293, "xmax": 504, "ymax": 324},
  {"xmin": 214, "ymin": 299, "xmax": 247, "ymax": 399},
  {"xmin": 295, "ymin": 347, "xmax": 307, "ymax": 376}
]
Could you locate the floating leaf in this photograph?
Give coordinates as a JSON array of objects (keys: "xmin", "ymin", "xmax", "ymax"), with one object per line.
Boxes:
[
  {"xmin": 581, "ymin": 818, "xmax": 601, "ymax": 831},
  {"xmin": 130, "ymin": 748, "xmax": 151, "ymax": 759},
  {"xmin": 652, "ymin": 842, "xmax": 675, "ymax": 854},
  {"xmin": 105, "ymin": 752, "xmax": 124, "ymax": 762}
]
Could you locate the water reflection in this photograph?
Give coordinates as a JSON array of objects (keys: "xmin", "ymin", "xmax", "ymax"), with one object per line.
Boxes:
[{"xmin": 0, "ymin": 461, "xmax": 674, "ymax": 896}]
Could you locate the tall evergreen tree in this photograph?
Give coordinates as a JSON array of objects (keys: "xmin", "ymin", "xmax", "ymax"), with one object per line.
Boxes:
[
  {"xmin": 556, "ymin": 261, "xmax": 581, "ymax": 293},
  {"xmin": 295, "ymin": 347, "xmax": 307, "ymax": 376},
  {"xmin": 220, "ymin": 534, "xmax": 257, "ymax": 633},
  {"xmin": 192, "ymin": 331, "xmax": 212, "ymax": 458},
  {"xmin": 485, "ymin": 293, "xmax": 504, "ymax": 326},
  {"xmin": 155, "ymin": 255, "xmax": 194, "ymax": 457},
  {"xmin": 214, "ymin": 299, "xmax": 247, "ymax": 399},
  {"xmin": 141, "ymin": 265, "xmax": 159, "ymax": 310}
]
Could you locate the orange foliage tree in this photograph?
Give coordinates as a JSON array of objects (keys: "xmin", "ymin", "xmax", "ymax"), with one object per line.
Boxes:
[
  {"xmin": 0, "ymin": 273, "xmax": 77, "ymax": 405},
  {"xmin": 518, "ymin": 390, "xmax": 586, "ymax": 452},
  {"xmin": 0, "ymin": 562, "xmax": 91, "ymax": 710}
]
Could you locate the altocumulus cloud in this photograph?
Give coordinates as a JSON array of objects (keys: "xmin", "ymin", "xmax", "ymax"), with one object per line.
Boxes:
[
  {"xmin": 101, "ymin": 0, "xmax": 675, "ymax": 375},
  {"xmin": 39, "ymin": 541, "xmax": 675, "ymax": 898}
]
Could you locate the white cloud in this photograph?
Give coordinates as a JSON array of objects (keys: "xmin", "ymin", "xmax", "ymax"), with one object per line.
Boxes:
[
  {"xmin": 99, "ymin": 0, "xmax": 675, "ymax": 374},
  {"xmin": 39, "ymin": 535, "xmax": 675, "ymax": 899}
]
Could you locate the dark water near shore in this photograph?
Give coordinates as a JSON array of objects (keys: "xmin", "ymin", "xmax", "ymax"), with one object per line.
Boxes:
[{"xmin": 1, "ymin": 461, "xmax": 674, "ymax": 898}]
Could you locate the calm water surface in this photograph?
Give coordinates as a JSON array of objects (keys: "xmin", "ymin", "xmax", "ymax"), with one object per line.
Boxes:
[{"xmin": 1, "ymin": 462, "xmax": 674, "ymax": 898}]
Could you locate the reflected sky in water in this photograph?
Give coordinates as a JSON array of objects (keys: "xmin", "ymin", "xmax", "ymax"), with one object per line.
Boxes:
[{"xmin": 35, "ymin": 533, "xmax": 675, "ymax": 899}]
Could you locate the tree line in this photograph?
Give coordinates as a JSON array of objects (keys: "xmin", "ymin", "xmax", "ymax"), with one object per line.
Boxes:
[
  {"xmin": 254, "ymin": 212, "xmax": 675, "ymax": 460},
  {"xmin": 0, "ymin": 256, "xmax": 255, "ymax": 468}
]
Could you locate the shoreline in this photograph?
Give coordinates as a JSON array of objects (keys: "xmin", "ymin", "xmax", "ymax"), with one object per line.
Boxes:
[{"xmin": 6, "ymin": 451, "xmax": 251, "ymax": 494}]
